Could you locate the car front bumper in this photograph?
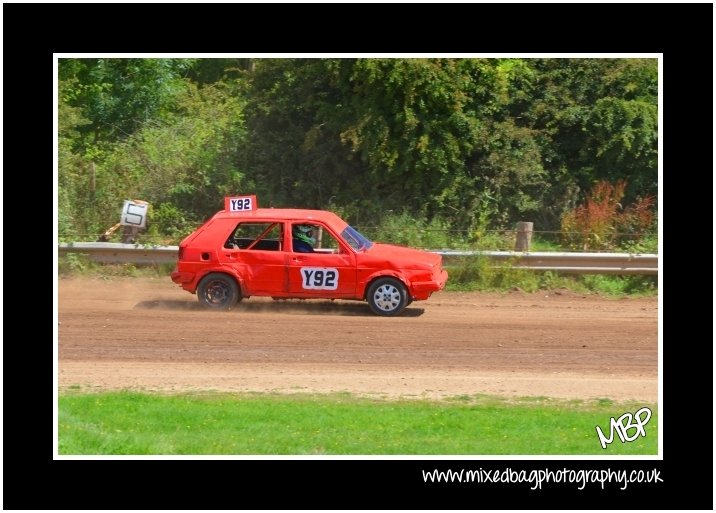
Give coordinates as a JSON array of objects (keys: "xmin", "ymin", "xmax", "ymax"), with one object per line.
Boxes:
[{"xmin": 410, "ymin": 269, "xmax": 449, "ymax": 299}]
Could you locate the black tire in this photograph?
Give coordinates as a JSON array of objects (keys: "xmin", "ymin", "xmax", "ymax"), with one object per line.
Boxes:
[
  {"xmin": 366, "ymin": 277, "xmax": 408, "ymax": 316},
  {"xmin": 197, "ymin": 273, "xmax": 240, "ymax": 310}
]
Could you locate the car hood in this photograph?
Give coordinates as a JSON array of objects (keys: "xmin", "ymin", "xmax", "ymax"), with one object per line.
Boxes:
[{"xmin": 359, "ymin": 243, "xmax": 442, "ymax": 269}]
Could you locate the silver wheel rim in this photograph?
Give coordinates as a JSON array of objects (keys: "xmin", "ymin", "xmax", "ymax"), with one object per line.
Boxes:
[{"xmin": 373, "ymin": 284, "xmax": 402, "ymax": 312}]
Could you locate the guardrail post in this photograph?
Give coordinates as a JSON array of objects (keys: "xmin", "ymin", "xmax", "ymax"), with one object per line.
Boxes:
[
  {"xmin": 121, "ymin": 226, "xmax": 140, "ymax": 244},
  {"xmin": 515, "ymin": 222, "xmax": 533, "ymax": 251}
]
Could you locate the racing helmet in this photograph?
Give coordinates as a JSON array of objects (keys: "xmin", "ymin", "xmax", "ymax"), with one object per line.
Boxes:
[{"xmin": 293, "ymin": 224, "xmax": 315, "ymax": 245}]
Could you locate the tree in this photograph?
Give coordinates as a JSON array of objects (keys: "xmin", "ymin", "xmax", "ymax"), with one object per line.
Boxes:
[
  {"xmin": 524, "ymin": 58, "xmax": 658, "ymax": 226},
  {"xmin": 59, "ymin": 58, "xmax": 195, "ymax": 150},
  {"xmin": 57, "ymin": 57, "xmax": 658, "ymax": 241}
]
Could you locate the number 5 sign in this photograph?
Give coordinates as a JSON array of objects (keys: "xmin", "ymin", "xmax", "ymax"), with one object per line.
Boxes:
[
  {"xmin": 225, "ymin": 195, "xmax": 258, "ymax": 212},
  {"xmin": 121, "ymin": 200, "xmax": 149, "ymax": 228}
]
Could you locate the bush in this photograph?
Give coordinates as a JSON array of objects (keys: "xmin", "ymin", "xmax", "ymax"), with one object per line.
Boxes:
[
  {"xmin": 58, "ymin": 253, "xmax": 90, "ymax": 275},
  {"xmin": 363, "ymin": 211, "xmax": 461, "ymax": 249},
  {"xmin": 446, "ymin": 257, "xmax": 657, "ymax": 296},
  {"xmin": 447, "ymin": 256, "xmax": 540, "ymax": 292},
  {"xmin": 361, "ymin": 211, "xmax": 517, "ymax": 250},
  {"xmin": 619, "ymin": 233, "xmax": 658, "ymax": 254},
  {"xmin": 560, "ymin": 180, "xmax": 655, "ymax": 251},
  {"xmin": 580, "ymin": 275, "xmax": 657, "ymax": 295},
  {"xmin": 149, "ymin": 203, "xmax": 197, "ymax": 242}
]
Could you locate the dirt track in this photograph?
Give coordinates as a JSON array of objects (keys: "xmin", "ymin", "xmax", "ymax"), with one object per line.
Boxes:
[{"xmin": 58, "ymin": 276, "xmax": 658, "ymax": 402}]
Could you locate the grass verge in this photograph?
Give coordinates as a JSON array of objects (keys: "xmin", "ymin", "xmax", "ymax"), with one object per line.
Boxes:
[
  {"xmin": 445, "ymin": 256, "xmax": 657, "ymax": 296},
  {"xmin": 59, "ymin": 391, "xmax": 657, "ymax": 455},
  {"xmin": 58, "ymin": 254, "xmax": 175, "ymax": 278}
]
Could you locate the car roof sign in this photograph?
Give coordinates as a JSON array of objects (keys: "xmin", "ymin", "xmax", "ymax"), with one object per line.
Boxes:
[{"xmin": 225, "ymin": 195, "xmax": 258, "ymax": 212}]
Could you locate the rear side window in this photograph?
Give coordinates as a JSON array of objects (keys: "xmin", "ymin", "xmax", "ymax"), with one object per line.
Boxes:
[{"xmin": 225, "ymin": 222, "xmax": 283, "ymax": 251}]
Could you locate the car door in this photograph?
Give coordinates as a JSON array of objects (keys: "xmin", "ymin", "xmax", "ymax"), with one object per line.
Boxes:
[
  {"xmin": 223, "ymin": 221, "xmax": 287, "ymax": 295},
  {"xmin": 287, "ymin": 223, "xmax": 357, "ymax": 298}
]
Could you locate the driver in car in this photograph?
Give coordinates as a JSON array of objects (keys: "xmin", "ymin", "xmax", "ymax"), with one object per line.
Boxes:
[{"xmin": 292, "ymin": 224, "xmax": 316, "ymax": 253}]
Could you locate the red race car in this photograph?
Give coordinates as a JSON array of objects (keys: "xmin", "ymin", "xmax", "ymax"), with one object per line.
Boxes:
[{"xmin": 171, "ymin": 195, "xmax": 448, "ymax": 316}]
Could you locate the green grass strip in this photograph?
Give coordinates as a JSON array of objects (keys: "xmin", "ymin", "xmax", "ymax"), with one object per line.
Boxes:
[{"xmin": 59, "ymin": 391, "xmax": 657, "ymax": 455}]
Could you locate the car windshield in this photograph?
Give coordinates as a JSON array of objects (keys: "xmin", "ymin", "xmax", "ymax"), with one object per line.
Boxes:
[{"xmin": 341, "ymin": 225, "xmax": 373, "ymax": 252}]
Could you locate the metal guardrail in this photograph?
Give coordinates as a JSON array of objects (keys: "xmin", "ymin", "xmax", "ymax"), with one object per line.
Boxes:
[
  {"xmin": 438, "ymin": 250, "xmax": 657, "ymax": 275},
  {"xmin": 58, "ymin": 242, "xmax": 180, "ymax": 265},
  {"xmin": 58, "ymin": 242, "xmax": 658, "ymax": 275}
]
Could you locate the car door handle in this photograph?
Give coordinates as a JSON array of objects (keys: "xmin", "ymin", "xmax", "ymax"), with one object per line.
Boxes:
[{"xmin": 292, "ymin": 257, "xmax": 305, "ymax": 262}]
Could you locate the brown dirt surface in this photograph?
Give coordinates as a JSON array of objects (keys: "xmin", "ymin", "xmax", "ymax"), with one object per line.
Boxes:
[{"xmin": 58, "ymin": 276, "xmax": 658, "ymax": 402}]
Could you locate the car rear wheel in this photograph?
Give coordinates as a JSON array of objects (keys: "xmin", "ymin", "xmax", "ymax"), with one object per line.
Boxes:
[
  {"xmin": 367, "ymin": 277, "xmax": 408, "ymax": 316},
  {"xmin": 197, "ymin": 273, "xmax": 240, "ymax": 310}
]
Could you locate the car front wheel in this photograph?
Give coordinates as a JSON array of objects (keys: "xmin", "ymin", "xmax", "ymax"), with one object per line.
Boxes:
[
  {"xmin": 367, "ymin": 277, "xmax": 408, "ymax": 316},
  {"xmin": 197, "ymin": 273, "xmax": 240, "ymax": 310}
]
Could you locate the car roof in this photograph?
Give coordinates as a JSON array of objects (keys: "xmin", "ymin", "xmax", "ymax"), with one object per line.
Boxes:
[{"xmin": 214, "ymin": 208, "xmax": 348, "ymax": 227}]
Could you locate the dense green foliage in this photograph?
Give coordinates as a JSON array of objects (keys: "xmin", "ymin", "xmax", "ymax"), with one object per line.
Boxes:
[
  {"xmin": 59, "ymin": 391, "xmax": 657, "ymax": 455},
  {"xmin": 58, "ymin": 58, "xmax": 658, "ymax": 245}
]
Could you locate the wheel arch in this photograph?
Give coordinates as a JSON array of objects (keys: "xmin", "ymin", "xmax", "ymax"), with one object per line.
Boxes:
[
  {"xmin": 195, "ymin": 267, "xmax": 246, "ymax": 298},
  {"xmin": 361, "ymin": 271, "xmax": 409, "ymax": 301}
]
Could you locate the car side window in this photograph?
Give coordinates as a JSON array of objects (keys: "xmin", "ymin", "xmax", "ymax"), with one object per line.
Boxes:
[
  {"xmin": 290, "ymin": 223, "xmax": 346, "ymax": 254},
  {"xmin": 226, "ymin": 222, "xmax": 282, "ymax": 251},
  {"xmin": 314, "ymin": 227, "xmax": 343, "ymax": 253}
]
